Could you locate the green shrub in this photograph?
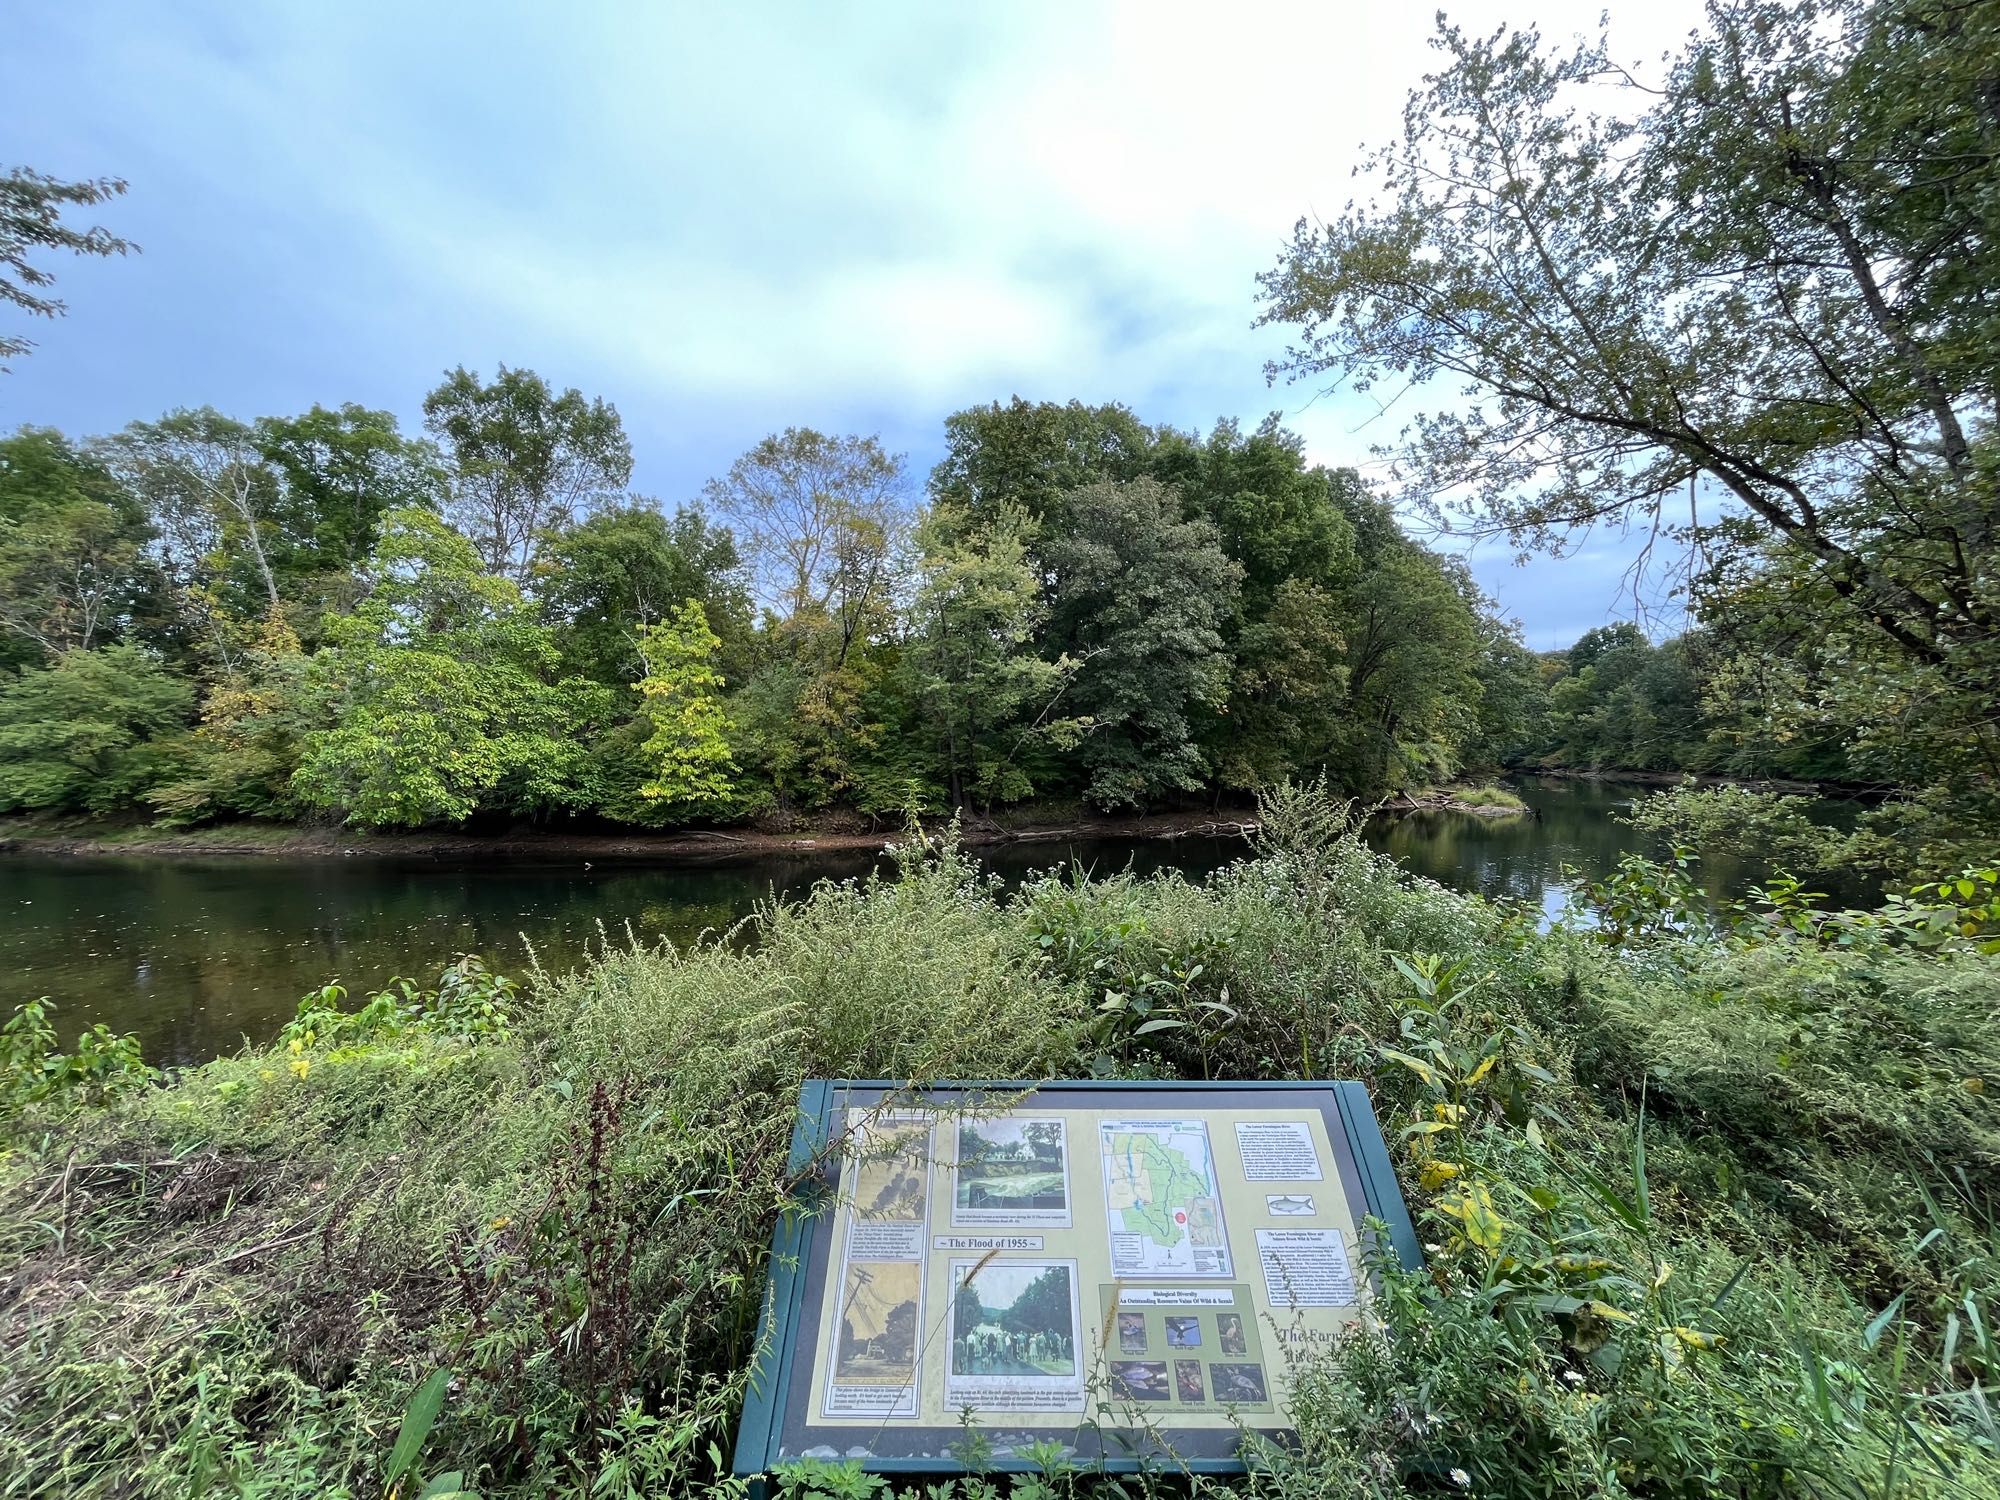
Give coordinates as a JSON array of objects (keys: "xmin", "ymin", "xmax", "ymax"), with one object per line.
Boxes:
[{"xmin": 0, "ymin": 996, "xmax": 155, "ymax": 1120}]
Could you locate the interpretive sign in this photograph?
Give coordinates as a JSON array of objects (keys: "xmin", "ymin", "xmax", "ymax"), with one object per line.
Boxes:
[{"xmin": 733, "ymin": 1080, "xmax": 1419, "ymax": 1478}]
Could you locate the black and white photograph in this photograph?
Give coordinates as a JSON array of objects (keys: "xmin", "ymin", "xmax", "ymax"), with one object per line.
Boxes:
[{"xmin": 952, "ymin": 1116, "xmax": 1071, "ymax": 1225}]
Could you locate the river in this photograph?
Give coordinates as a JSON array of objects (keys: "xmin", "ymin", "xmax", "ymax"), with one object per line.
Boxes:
[{"xmin": 0, "ymin": 777, "xmax": 1830, "ymax": 1066}]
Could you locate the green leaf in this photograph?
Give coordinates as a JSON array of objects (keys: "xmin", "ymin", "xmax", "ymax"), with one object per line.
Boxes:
[
  {"xmin": 1379, "ymin": 1047, "xmax": 1439, "ymax": 1087},
  {"xmin": 385, "ymin": 1369, "xmax": 450, "ymax": 1491},
  {"xmin": 1863, "ymin": 1293, "xmax": 1906, "ymax": 1350}
]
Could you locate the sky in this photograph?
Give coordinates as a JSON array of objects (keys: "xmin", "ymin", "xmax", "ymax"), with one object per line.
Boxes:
[{"xmin": 5, "ymin": 0, "xmax": 1711, "ymax": 648}]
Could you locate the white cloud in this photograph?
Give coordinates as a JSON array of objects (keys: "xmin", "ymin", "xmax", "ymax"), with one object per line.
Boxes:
[{"xmin": 4, "ymin": 0, "xmax": 1713, "ymax": 640}]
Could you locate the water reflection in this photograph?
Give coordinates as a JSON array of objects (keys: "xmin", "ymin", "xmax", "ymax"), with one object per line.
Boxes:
[{"xmin": 0, "ymin": 777, "xmax": 1858, "ymax": 1065}]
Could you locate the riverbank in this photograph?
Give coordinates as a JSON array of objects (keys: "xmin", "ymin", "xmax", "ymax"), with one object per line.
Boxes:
[
  {"xmin": 0, "ymin": 777, "xmax": 1662, "ymax": 1070},
  {"xmin": 1383, "ymin": 783, "xmax": 1532, "ymax": 818},
  {"xmin": 1515, "ymin": 764, "xmax": 1885, "ymax": 798},
  {"xmin": 0, "ymin": 785, "xmax": 1553, "ymax": 864},
  {"xmin": 0, "ymin": 807, "xmax": 1262, "ymax": 863},
  {"xmin": 2, "ymin": 796, "xmax": 1993, "ymax": 1496}
]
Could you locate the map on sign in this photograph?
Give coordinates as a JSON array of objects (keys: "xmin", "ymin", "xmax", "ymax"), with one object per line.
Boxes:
[{"xmin": 1099, "ymin": 1119, "xmax": 1232, "ymax": 1277}]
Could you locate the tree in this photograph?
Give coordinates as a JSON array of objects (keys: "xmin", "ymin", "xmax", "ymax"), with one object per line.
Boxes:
[
  {"xmin": 1043, "ymin": 478, "xmax": 1242, "ymax": 808},
  {"xmin": 253, "ymin": 404, "xmax": 444, "ymax": 585},
  {"xmin": 999, "ymin": 1265, "xmax": 1073, "ymax": 1340},
  {"xmin": 292, "ymin": 508, "xmax": 606, "ymax": 827},
  {"xmin": 538, "ymin": 503, "xmax": 749, "ymax": 687},
  {"xmin": 111, "ymin": 409, "xmax": 285, "ymax": 623},
  {"xmin": 0, "ymin": 428, "xmax": 160, "ymax": 671},
  {"xmin": 144, "ymin": 616, "xmax": 310, "ymax": 824},
  {"xmin": 1, "ymin": 167, "xmax": 133, "ymax": 369},
  {"xmin": 1319, "ymin": 485, "xmax": 1486, "ymax": 792},
  {"xmin": 632, "ymin": 600, "xmax": 737, "ymax": 809},
  {"xmin": 702, "ymin": 428, "xmax": 907, "ymax": 644},
  {"xmin": 0, "ymin": 645, "xmax": 192, "ymax": 814},
  {"xmin": 422, "ymin": 365, "xmax": 633, "ymax": 584},
  {"xmin": 1461, "ymin": 624, "xmax": 1550, "ymax": 771},
  {"xmin": 704, "ymin": 431, "xmax": 909, "ymax": 811},
  {"xmin": 1214, "ymin": 575, "xmax": 1349, "ymax": 790},
  {"xmin": 931, "ymin": 398, "xmax": 1154, "ymax": 531},
  {"xmin": 1331, "ymin": 547, "xmax": 1483, "ymax": 792},
  {"xmin": 1154, "ymin": 422, "xmax": 1360, "ymax": 788},
  {"xmin": 1258, "ymin": 0, "xmax": 2000, "ymax": 789},
  {"xmin": 905, "ymin": 502, "xmax": 1081, "ymax": 810}
]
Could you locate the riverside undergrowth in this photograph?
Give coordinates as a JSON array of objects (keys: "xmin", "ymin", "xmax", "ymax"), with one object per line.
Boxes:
[{"xmin": 0, "ymin": 790, "xmax": 1994, "ymax": 1498}]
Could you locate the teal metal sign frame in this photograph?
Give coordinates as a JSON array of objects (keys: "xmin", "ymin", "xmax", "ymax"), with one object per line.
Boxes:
[{"xmin": 732, "ymin": 1079, "xmax": 1419, "ymax": 1483}]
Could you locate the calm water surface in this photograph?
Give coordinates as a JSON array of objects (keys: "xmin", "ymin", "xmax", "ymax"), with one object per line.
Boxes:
[{"xmin": 0, "ymin": 777, "xmax": 1845, "ymax": 1065}]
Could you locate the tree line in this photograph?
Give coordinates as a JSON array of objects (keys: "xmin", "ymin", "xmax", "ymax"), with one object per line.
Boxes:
[
  {"xmin": 0, "ymin": 378, "xmax": 1540, "ymax": 829},
  {"xmin": 7, "ymin": 0, "xmax": 1992, "ymax": 866}
]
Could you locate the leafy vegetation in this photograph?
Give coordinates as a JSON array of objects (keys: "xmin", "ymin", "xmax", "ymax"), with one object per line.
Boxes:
[
  {"xmin": 3, "ymin": 0, "xmax": 1997, "ymax": 1491},
  {"xmin": 0, "ymin": 399, "xmax": 1526, "ymax": 834},
  {"xmin": 0, "ymin": 787, "xmax": 1993, "ymax": 1496},
  {"xmin": 1259, "ymin": 0, "xmax": 2000, "ymax": 875}
]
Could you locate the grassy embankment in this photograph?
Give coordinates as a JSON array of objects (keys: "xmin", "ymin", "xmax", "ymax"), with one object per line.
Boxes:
[{"xmin": 0, "ymin": 788, "xmax": 1994, "ymax": 1497}]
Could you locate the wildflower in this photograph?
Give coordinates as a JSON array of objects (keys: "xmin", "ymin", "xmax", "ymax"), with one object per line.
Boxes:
[
  {"xmin": 287, "ymin": 1038, "xmax": 303, "ymax": 1056},
  {"xmin": 1450, "ymin": 1469, "xmax": 1471, "ymax": 1488},
  {"xmin": 289, "ymin": 1057, "xmax": 310, "ymax": 1080}
]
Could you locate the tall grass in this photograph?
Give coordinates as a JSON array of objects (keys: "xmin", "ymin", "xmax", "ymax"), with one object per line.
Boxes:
[{"xmin": 0, "ymin": 802, "xmax": 1993, "ymax": 1496}]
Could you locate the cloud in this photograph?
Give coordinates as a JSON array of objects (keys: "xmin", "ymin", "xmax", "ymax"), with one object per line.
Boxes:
[{"xmin": 2, "ymin": 0, "xmax": 1712, "ymax": 643}]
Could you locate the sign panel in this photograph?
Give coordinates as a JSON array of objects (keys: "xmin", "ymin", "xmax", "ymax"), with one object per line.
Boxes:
[{"xmin": 734, "ymin": 1080, "xmax": 1419, "ymax": 1476}]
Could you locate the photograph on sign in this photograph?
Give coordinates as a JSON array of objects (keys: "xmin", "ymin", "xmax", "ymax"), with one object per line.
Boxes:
[
  {"xmin": 1110, "ymin": 1360, "xmax": 1170, "ymax": 1401},
  {"xmin": 1216, "ymin": 1311, "xmax": 1248, "ymax": 1355},
  {"xmin": 824, "ymin": 1259, "xmax": 922, "ymax": 1418},
  {"xmin": 946, "ymin": 1258, "xmax": 1084, "ymax": 1411},
  {"xmin": 1116, "ymin": 1310, "xmax": 1147, "ymax": 1352},
  {"xmin": 845, "ymin": 1114, "xmax": 932, "ymax": 1261},
  {"xmin": 1210, "ymin": 1362, "xmax": 1270, "ymax": 1405},
  {"xmin": 852, "ymin": 1117, "xmax": 930, "ymax": 1220},
  {"xmin": 951, "ymin": 1115, "xmax": 1072, "ymax": 1226},
  {"xmin": 1175, "ymin": 1360, "xmax": 1206, "ymax": 1402}
]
